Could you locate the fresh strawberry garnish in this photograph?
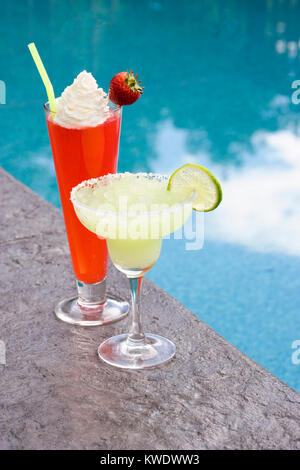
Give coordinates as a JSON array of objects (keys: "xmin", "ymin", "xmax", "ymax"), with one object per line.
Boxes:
[{"xmin": 109, "ymin": 70, "xmax": 143, "ymax": 106}]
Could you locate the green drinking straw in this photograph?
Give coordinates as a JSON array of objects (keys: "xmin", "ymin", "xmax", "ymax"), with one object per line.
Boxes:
[{"xmin": 28, "ymin": 42, "xmax": 57, "ymax": 115}]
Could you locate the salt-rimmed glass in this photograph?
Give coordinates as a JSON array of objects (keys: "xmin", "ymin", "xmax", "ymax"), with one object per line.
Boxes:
[{"xmin": 71, "ymin": 173, "xmax": 195, "ymax": 369}]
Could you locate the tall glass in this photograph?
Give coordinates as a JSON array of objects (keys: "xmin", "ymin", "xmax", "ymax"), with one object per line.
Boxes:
[
  {"xmin": 44, "ymin": 102, "xmax": 129, "ymax": 325},
  {"xmin": 71, "ymin": 173, "xmax": 195, "ymax": 369}
]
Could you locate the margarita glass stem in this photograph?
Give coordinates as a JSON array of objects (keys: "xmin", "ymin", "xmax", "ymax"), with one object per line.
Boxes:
[{"xmin": 127, "ymin": 277, "xmax": 146, "ymax": 344}]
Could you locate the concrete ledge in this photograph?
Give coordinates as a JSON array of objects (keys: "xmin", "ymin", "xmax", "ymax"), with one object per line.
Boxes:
[{"xmin": 0, "ymin": 167, "xmax": 299, "ymax": 450}]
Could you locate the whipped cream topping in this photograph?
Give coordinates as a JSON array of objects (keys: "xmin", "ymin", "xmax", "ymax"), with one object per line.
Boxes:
[{"xmin": 54, "ymin": 71, "xmax": 110, "ymax": 128}]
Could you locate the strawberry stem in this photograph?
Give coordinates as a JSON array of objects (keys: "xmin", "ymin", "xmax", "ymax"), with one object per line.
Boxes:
[{"xmin": 125, "ymin": 70, "xmax": 144, "ymax": 94}]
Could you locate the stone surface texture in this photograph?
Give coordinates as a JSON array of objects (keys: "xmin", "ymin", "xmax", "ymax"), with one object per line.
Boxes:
[{"xmin": 0, "ymin": 168, "xmax": 299, "ymax": 450}]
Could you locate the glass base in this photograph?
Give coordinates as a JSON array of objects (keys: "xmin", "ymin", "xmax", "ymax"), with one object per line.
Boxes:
[
  {"xmin": 98, "ymin": 333, "xmax": 176, "ymax": 369},
  {"xmin": 55, "ymin": 294, "xmax": 129, "ymax": 326}
]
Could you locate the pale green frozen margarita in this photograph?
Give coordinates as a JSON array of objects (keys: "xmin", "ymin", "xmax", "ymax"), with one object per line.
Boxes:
[
  {"xmin": 71, "ymin": 172, "xmax": 194, "ymax": 274},
  {"xmin": 71, "ymin": 165, "xmax": 222, "ymax": 370}
]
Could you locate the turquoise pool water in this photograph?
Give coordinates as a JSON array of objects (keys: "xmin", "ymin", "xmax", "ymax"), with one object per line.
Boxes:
[{"xmin": 1, "ymin": 0, "xmax": 300, "ymax": 392}]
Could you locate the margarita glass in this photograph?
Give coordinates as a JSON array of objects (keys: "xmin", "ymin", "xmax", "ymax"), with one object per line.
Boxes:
[
  {"xmin": 71, "ymin": 173, "xmax": 195, "ymax": 369},
  {"xmin": 45, "ymin": 101, "xmax": 129, "ymax": 326}
]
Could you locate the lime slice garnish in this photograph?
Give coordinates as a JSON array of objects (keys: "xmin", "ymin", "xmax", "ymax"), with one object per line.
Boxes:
[{"xmin": 167, "ymin": 163, "xmax": 222, "ymax": 212}]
